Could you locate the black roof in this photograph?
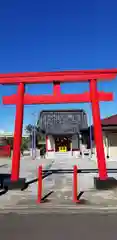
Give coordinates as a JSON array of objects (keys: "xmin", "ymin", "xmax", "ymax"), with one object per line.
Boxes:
[
  {"xmin": 40, "ymin": 109, "xmax": 86, "ymax": 112},
  {"xmin": 39, "ymin": 109, "xmax": 86, "ymax": 116},
  {"xmin": 39, "ymin": 109, "xmax": 88, "ymax": 135}
]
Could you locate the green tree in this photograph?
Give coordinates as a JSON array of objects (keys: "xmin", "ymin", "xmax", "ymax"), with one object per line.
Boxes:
[
  {"xmin": 21, "ymin": 137, "xmax": 30, "ymax": 155},
  {"xmin": 6, "ymin": 137, "xmax": 14, "ymax": 149},
  {"xmin": 25, "ymin": 124, "xmax": 34, "ymax": 136}
]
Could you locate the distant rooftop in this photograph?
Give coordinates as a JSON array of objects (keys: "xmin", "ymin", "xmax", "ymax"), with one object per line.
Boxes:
[
  {"xmin": 101, "ymin": 114, "xmax": 117, "ymax": 126},
  {"xmin": 0, "ymin": 131, "xmax": 29, "ymax": 138}
]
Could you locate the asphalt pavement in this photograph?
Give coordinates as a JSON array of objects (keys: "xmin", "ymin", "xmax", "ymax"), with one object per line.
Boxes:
[{"xmin": 0, "ymin": 212, "xmax": 117, "ymax": 239}]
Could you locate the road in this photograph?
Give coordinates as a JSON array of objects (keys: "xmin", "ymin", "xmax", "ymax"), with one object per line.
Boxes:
[{"xmin": 0, "ymin": 212, "xmax": 117, "ymax": 239}]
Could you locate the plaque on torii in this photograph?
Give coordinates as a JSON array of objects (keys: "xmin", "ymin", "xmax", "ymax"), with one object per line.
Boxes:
[{"xmin": 1, "ymin": 69, "xmax": 117, "ymax": 189}]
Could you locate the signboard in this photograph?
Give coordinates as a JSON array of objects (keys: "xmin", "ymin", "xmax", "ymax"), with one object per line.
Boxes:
[
  {"xmin": 39, "ymin": 110, "xmax": 88, "ymax": 135},
  {"xmin": 59, "ymin": 146, "xmax": 67, "ymax": 152}
]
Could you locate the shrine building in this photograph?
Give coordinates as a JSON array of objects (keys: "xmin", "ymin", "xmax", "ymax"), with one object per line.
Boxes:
[{"xmin": 39, "ymin": 109, "xmax": 88, "ymax": 158}]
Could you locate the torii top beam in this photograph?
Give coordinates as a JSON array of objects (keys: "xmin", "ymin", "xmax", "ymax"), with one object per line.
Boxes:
[{"xmin": 0, "ymin": 69, "xmax": 117, "ymax": 84}]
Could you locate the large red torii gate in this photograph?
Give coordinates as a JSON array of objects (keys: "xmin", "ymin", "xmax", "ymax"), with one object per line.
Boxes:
[{"xmin": 1, "ymin": 69, "xmax": 117, "ymax": 189}]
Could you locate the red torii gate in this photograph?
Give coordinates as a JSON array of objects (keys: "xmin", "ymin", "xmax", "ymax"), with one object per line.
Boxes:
[{"xmin": 1, "ymin": 69, "xmax": 117, "ymax": 189}]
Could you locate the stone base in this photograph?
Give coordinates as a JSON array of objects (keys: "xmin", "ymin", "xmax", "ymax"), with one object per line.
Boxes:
[
  {"xmin": 94, "ymin": 177, "xmax": 117, "ymax": 190},
  {"xmin": 3, "ymin": 178, "xmax": 26, "ymax": 190}
]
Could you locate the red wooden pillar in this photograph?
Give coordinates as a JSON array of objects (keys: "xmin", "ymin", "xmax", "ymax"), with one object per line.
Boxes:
[
  {"xmin": 37, "ymin": 165, "xmax": 42, "ymax": 203},
  {"xmin": 73, "ymin": 165, "xmax": 78, "ymax": 202},
  {"xmin": 89, "ymin": 79, "xmax": 107, "ymax": 180},
  {"xmin": 11, "ymin": 83, "xmax": 25, "ymax": 181},
  {"xmin": 53, "ymin": 82, "xmax": 61, "ymax": 95}
]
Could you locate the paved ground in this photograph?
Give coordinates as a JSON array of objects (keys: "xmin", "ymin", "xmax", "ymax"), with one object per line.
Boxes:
[
  {"xmin": 0, "ymin": 212, "xmax": 117, "ymax": 239},
  {"xmin": 1, "ymin": 155, "xmax": 117, "ymax": 239},
  {"xmin": 0, "ymin": 155, "xmax": 117, "ymax": 210}
]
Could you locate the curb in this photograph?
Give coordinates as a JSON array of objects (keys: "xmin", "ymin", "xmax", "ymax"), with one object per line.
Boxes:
[{"xmin": 1, "ymin": 204, "xmax": 117, "ymax": 214}]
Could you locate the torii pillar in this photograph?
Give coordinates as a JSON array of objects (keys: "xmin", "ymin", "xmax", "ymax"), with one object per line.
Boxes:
[
  {"xmin": 11, "ymin": 83, "xmax": 25, "ymax": 181},
  {"xmin": 4, "ymin": 83, "xmax": 26, "ymax": 189},
  {"xmin": 90, "ymin": 79, "xmax": 117, "ymax": 189},
  {"xmin": 90, "ymin": 79, "xmax": 107, "ymax": 180}
]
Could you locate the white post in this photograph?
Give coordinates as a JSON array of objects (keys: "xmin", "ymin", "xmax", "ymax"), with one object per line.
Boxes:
[
  {"xmin": 32, "ymin": 112, "xmax": 37, "ymax": 159},
  {"xmin": 70, "ymin": 137, "xmax": 72, "ymax": 157}
]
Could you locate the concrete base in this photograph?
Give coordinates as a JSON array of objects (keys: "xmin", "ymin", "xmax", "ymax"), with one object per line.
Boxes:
[
  {"xmin": 3, "ymin": 178, "xmax": 26, "ymax": 190},
  {"xmin": 94, "ymin": 177, "xmax": 117, "ymax": 190},
  {"xmin": 0, "ymin": 173, "xmax": 11, "ymax": 189}
]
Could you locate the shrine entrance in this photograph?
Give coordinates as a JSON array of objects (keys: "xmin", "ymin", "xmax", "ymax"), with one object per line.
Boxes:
[
  {"xmin": 55, "ymin": 136, "xmax": 71, "ymax": 152},
  {"xmin": 1, "ymin": 69, "xmax": 117, "ymax": 189}
]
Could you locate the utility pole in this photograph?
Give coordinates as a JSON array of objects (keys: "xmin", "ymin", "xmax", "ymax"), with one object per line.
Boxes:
[
  {"xmin": 31, "ymin": 112, "xmax": 37, "ymax": 160},
  {"xmin": 88, "ymin": 108, "xmax": 93, "ymax": 158},
  {"xmin": 89, "ymin": 125, "xmax": 93, "ymax": 157}
]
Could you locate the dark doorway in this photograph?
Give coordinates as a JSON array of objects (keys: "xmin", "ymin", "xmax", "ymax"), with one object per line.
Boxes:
[{"xmin": 54, "ymin": 136, "xmax": 71, "ymax": 152}]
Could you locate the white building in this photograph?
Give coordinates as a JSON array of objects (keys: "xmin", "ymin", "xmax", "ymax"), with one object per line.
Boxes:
[
  {"xmin": 91, "ymin": 114, "xmax": 117, "ymax": 161},
  {"xmin": 0, "ymin": 130, "xmax": 29, "ymax": 138}
]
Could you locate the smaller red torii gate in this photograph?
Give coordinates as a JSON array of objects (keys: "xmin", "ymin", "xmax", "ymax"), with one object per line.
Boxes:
[{"xmin": 1, "ymin": 69, "xmax": 117, "ymax": 189}]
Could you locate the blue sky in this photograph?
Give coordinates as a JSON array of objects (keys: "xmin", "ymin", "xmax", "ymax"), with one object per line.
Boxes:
[{"xmin": 0, "ymin": 0, "xmax": 117, "ymax": 132}]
